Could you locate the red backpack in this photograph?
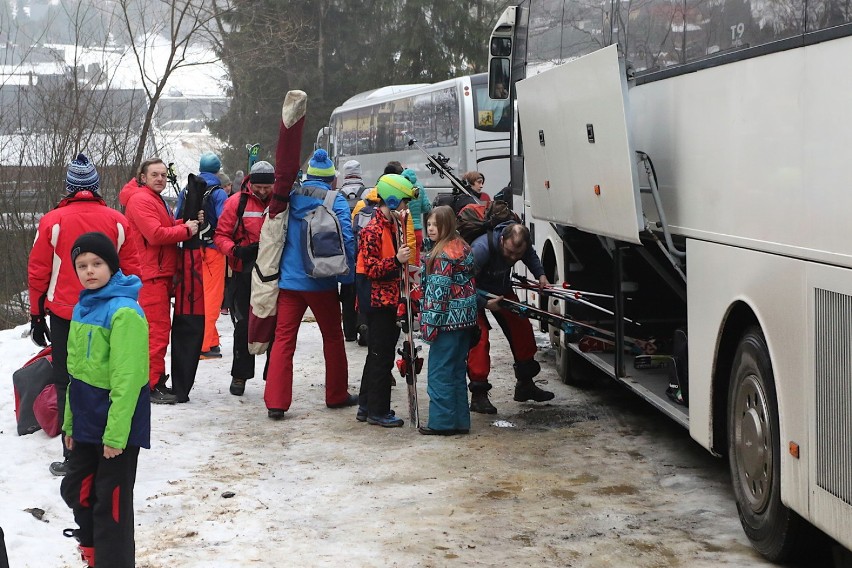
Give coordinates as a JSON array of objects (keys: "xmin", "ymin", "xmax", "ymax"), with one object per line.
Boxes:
[{"xmin": 456, "ymin": 200, "xmax": 521, "ymax": 244}]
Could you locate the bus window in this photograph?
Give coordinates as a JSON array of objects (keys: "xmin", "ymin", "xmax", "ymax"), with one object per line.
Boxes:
[
  {"xmin": 528, "ymin": 0, "xmax": 564, "ymax": 69},
  {"xmin": 617, "ymin": 0, "xmax": 686, "ymax": 71},
  {"xmin": 356, "ymin": 109, "xmax": 372, "ymax": 154},
  {"xmin": 393, "ymin": 97, "xmax": 413, "ymax": 150},
  {"xmin": 413, "ymin": 92, "xmax": 434, "ymax": 147},
  {"xmin": 472, "ymin": 81, "xmax": 510, "ymax": 132},
  {"xmin": 376, "ymin": 101, "xmax": 394, "ymax": 153},
  {"xmin": 806, "ymin": 1, "xmax": 851, "ymax": 32},
  {"xmin": 434, "ymin": 87, "xmax": 459, "ymax": 146}
]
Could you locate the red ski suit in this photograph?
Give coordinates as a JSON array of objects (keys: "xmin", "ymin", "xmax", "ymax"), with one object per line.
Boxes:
[
  {"xmin": 28, "ymin": 191, "xmax": 142, "ymax": 320},
  {"xmin": 119, "ymin": 179, "xmax": 195, "ymax": 387}
]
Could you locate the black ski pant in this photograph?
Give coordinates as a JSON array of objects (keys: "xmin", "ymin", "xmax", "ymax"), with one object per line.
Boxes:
[
  {"xmin": 340, "ymin": 283, "xmax": 358, "ymax": 340},
  {"xmin": 60, "ymin": 442, "xmax": 140, "ymax": 568},
  {"xmin": 229, "ymin": 268, "xmax": 269, "ymax": 380},
  {"xmin": 49, "ymin": 314, "xmax": 71, "ymax": 459},
  {"xmin": 358, "ymin": 307, "xmax": 400, "ymax": 417}
]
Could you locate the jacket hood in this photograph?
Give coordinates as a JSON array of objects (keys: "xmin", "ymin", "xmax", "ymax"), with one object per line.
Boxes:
[
  {"xmin": 340, "ymin": 160, "xmax": 362, "ymax": 181},
  {"xmin": 76, "ymin": 270, "xmax": 142, "ymax": 316},
  {"xmin": 289, "ymin": 179, "xmax": 331, "ymax": 218},
  {"xmin": 198, "ymin": 171, "xmax": 222, "ymax": 189},
  {"xmin": 119, "ymin": 178, "xmax": 145, "ymax": 207}
]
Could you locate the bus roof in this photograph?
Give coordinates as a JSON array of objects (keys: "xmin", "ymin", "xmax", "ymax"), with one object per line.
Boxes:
[{"xmin": 341, "ymin": 84, "xmax": 430, "ymax": 105}]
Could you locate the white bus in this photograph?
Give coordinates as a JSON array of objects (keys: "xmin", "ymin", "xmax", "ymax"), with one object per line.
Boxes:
[
  {"xmin": 489, "ymin": 2, "xmax": 852, "ymax": 562},
  {"xmin": 317, "ymin": 73, "xmax": 511, "ymax": 200}
]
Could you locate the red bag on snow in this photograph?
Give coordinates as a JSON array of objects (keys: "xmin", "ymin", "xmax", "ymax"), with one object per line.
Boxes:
[
  {"xmin": 12, "ymin": 346, "xmax": 53, "ymax": 435},
  {"xmin": 33, "ymin": 383, "xmax": 61, "ymax": 437}
]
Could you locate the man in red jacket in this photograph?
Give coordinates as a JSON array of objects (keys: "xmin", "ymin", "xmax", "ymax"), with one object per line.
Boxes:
[
  {"xmin": 213, "ymin": 161, "xmax": 274, "ymax": 396},
  {"xmin": 28, "ymin": 153, "xmax": 142, "ymax": 476},
  {"xmin": 119, "ymin": 158, "xmax": 200, "ymax": 404}
]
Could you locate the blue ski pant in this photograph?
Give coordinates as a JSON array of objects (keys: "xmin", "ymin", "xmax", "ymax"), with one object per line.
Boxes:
[{"xmin": 426, "ymin": 329, "xmax": 472, "ymax": 431}]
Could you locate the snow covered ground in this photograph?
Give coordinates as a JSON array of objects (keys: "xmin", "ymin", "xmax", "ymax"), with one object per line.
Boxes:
[{"xmin": 1, "ymin": 314, "xmax": 780, "ymax": 567}]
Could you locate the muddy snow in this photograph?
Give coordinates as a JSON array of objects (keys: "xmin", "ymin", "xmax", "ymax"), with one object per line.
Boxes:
[{"xmin": 1, "ymin": 315, "xmax": 775, "ymax": 567}]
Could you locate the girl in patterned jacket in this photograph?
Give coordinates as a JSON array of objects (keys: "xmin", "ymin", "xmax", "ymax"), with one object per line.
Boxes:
[
  {"xmin": 418, "ymin": 206, "xmax": 478, "ymax": 435},
  {"xmin": 60, "ymin": 232, "xmax": 150, "ymax": 568}
]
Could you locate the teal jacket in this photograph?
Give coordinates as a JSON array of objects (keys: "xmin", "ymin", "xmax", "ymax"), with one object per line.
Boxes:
[{"xmin": 64, "ymin": 270, "xmax": 151, "ymax": 449}]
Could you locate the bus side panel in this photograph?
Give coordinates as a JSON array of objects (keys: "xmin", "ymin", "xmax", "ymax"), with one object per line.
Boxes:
[
  {"xmin": 806, "ymin": 262, "xmax": 852, "ymax": 551},
  {"xmin": 688, "ymin": 240, "xmax": 809, "ymax": 515}
]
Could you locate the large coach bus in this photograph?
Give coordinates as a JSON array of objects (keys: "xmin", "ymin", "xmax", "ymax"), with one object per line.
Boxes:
[
  {"xmin": 488, "ymin": 1, "xmax": 852, "ymax": 561},
  {"xmin": 316, "ymin": 73, "xmax": 511, "ymax": 200}
]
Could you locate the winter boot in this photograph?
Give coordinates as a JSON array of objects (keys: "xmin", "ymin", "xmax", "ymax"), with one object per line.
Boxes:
[
  {"xmin": 469, "ymin": 382, "xmax": 497, "ymax": 414},
  {"xmin": 513, "ymin": 360, "xmax": 554, "ymax": 402},
  {"xmin": 78, "ymin": 545, "xmax": 95, "ymax": 567},
  {"xmin": 49, "ymin": 459, "xmax": 69, "ymax": 476},
  {"xmin": 229, "ymin": 378, "xmax": 246, "ymax": 396}
]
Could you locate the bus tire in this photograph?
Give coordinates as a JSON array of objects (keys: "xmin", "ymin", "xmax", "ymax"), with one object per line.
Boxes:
[{"xmin": 727, "ymin": 327, "xmax": 806, "ymax": 562}]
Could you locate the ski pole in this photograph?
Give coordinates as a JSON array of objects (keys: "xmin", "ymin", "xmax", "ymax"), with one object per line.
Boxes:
[{"xmin": 512, "ymin": 272, "xmax": 615, "ymax": 299}]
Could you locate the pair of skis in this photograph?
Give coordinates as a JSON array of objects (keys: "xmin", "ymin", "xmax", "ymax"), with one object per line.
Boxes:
[{"xmin": 394, "ymin": 210, "xmax": 422, "ymax": 428}]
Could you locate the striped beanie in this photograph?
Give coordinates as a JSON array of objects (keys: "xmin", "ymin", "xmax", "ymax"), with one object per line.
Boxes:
[
  {"xmin": 306, "ymin": 149, "xmax": 335, "ymax": 180},
  {"xmin": 66, "ymin": 153, "xmax": 100, "ymax": 194}
]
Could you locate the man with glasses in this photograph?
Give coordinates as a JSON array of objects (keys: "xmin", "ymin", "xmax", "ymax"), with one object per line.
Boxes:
[{"xmin": 467, "ymin": 222, "xmax": 554, "ymax": 414}]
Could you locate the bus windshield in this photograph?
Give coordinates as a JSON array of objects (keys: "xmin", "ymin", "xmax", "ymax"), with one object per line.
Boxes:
[{"xmin": 471, "ymin": 80, "xmax": 510, "ymax": 132}]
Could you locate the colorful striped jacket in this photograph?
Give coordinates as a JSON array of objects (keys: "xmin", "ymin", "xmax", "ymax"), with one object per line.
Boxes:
[{"xmin": 419, "ymin": 236, "xmax": 478, "ymax": 342}]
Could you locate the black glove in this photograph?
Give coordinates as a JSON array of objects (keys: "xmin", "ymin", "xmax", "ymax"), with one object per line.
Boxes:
[
  {"xmin": 233, "ymin": 242, "xmax": 259, "ymax": 263},
  {"xmin": 30, "ymin": 314, "xmax": 51, "ymax": 348}
]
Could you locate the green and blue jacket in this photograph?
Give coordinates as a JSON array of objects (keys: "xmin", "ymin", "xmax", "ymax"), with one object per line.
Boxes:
[{"xmin": 63, "ymin": 270, "xmax": 151, "ymax": 449}]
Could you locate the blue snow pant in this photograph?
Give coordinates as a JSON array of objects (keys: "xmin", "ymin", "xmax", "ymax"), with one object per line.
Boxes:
[{"xmin": 426, "ymin": 329, "xmax": 472, "ymax": 432}]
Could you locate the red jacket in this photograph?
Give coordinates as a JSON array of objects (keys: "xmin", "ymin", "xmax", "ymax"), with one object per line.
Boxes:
[
  {"xmin": 119, "ymin": 179, "xmax": 193, "ymax": 281},
  {"xmin": 28, "ymin": 191, "xmax": 142, "ymax": 320},
  {"xmin": 356, "ymin": 209, "xmax": 401, "ymax": 309},
  {"xmin": 213, "ymin": 187, "xmax": 268, "ymax": 272}
]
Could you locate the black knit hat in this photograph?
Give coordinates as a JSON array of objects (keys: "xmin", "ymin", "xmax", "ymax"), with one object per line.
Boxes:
[{"xmin": 71, "ymin": 232, "xmax": 120, "ymax": 274}]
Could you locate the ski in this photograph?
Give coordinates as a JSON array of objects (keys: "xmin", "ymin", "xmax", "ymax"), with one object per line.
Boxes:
[
  {"xmin": 394, "ymin": 209, "xmax": 421, "ymax": 428},
  {"xmin": 406, "ymin": 136, "xmax": 482, "ymax": 203},
  {"xmin": 511, "ymin": 274, "xmax": 639, "ymax": 325},
  {"xmin": 476, "ymin": 290, "xmax": 657, "ymax": 354}
]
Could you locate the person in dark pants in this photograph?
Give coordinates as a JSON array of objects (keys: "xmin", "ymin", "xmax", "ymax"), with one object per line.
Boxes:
[
  {"xmin": 59, "ymin": 232, "xmax": 150, "ymax": 568},
  {"xmin": 356, "ymin": 174, "xmax": 417, "ymax": 427},
  {"xmin": 213, "ymin": 161, "xmax": 274, "ymax": 396},
  {"xmin": 27, "ymin": 154, "xmax": 141, "ymax": 476}
]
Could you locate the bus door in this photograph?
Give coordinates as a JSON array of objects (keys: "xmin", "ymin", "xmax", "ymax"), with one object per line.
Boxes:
[{"xmin": 514, "ymin": 45, "xmax": 644, "ymax": 245}]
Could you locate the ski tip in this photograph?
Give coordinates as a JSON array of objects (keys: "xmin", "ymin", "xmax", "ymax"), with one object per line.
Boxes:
[{"xmin": 282, "ymin": 91, "xmax": 308, "ymax": 128}]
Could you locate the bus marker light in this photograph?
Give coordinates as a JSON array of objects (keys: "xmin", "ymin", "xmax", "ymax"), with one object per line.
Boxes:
[
  {"xmin": 544, "ymin": 180, "xmax": 550, "ymax": 189},
  {"xmin": 594, "ymin": 185, "xmax": 601, "ymax": 195},
  {"xmin": 789, "ymin": 441, "xmax": 800, "ymax": 459}
]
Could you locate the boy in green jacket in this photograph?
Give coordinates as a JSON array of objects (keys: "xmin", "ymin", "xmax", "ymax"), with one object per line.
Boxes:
[{"xmin": 59, "ymin": 232, "xmax": 150, "ymax": 568}]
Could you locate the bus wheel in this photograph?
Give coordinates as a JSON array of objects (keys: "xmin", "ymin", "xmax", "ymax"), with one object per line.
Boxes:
[{"xmin": 727, "ymin": 327, "xmax": 805, "ymax": 562}]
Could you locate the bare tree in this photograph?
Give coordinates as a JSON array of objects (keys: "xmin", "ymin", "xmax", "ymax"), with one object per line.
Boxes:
[{"xmin": 117, "ymin": 0, "xmax": 229, "ymax": 177}]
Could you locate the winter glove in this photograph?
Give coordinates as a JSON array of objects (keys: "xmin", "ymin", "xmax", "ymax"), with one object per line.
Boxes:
[
  {"xmin": 233, "ymin": 242, "xmax": 259, "ymax": 263},
  {"xmin": 30, "ymin": 314, "xmax": 51, "ymax": 347}
]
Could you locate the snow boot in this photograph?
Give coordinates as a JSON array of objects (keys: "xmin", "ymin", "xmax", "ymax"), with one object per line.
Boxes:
[
  {"xmin": 49, "ymin": 459, "xmax": 69, "ymax": 476},
  {"xmin": 229, "ymin": 378, "xmax": 246, "ymax": 396},
  {"xmin": 513, "ymin": 360, "xmax": 554, "ymax": 402},
  {"xmin": 469, "ymin": 382, "xmax": 497, "ymax": 414},
  {"xmin": 78, "ymin": 545, "xmax": 95, "ymax": 567}
]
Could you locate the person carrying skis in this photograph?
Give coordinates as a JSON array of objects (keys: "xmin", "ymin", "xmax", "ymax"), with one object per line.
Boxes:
[
  {"xmin": 175, "ymin": 151, "xmax": 229, "ymax": 359},
  {"xmin": 467, "ymin": 222, "xmax": 554, "ymax": 414},
  {"xmin": 28, "ymin": 153, "xmax": 142, "ymax": 477},
  {"xmin": 263, "ymin": 149, "xmax": 358, "ymax": 419},
  {"xmin": 59, "ymin": 232, "xmax": 149, "ymax": 568},
  {"xmin": 119, "ymin": 158, "xmax": 201, "ymax": 404},
  {"xmin": 213, "ymin": 160, "xmax": 274, "ymax": 396},
  {"xmin": 355, "ymin": 173, "xmax": 417, "ymax": 428},
  {"xmin": 418, "ymin": 206, "xmax": 478, "ymax": 435}
]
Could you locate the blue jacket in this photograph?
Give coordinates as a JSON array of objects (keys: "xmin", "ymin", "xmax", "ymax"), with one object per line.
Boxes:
[
  {"xmin": 64, "ymin": 271, "xmax": 151, "ymax": 449},
  {"xmin": 470, "ymin": 221, "xmax": 545, "ymax": 300},
  {"xmin": 279, "ymin": 179, "xmax": 356, "ymax": 291}
]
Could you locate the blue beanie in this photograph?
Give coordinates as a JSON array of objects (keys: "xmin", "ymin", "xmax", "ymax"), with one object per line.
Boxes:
[
  {"xmin": 199, "ymin": 152, "xmax": 222, "ymax": 174},
  {"xmin": 306, "ymin": 149, "xmax": 335, "ymax": 180},
  {"xmin": 66, "ymin": 153, "xmax": 99, "ymax": 194}
]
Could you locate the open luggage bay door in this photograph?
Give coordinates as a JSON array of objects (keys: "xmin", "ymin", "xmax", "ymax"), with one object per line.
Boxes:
[{"xmin": 515, "ymin": 45, "xmax": 643, "ymax": 245}]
